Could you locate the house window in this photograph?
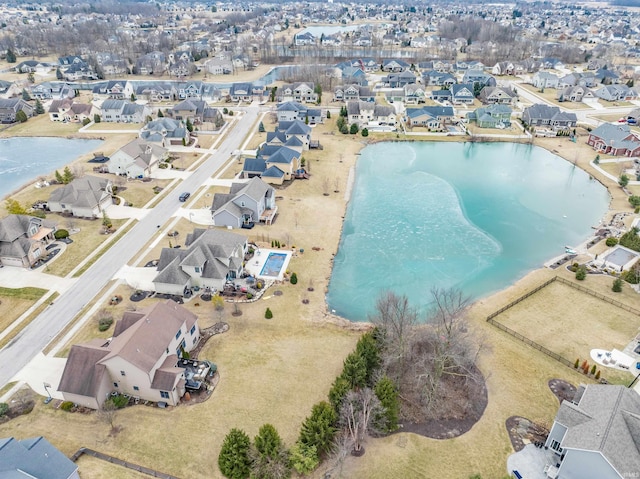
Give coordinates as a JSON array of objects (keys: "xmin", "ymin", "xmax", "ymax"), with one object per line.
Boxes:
[
  {"xmin": 175, "ymin": 329, "xmax": 182, "ymax": 340},
  {"xmin": 550, "ymin": 440, "xmax": 563, "ymax": 454},
  {"xmin": 120, "ymin": 371, "xmax": 126, "ymax": 376},
  {"xmin": 133, "ymin": 386, "xmax": 139, "ymax": 391},
  {"xmin": 190, "ymin": 325, "xmax": 196, "ymax": 335},
  {"xmin": 180, "ymin": 339, "xmax": 186, "ymax": 350},
  {"xmin": 195, "ymin": 267, "xmax": 200, "ymax": 273},
  {"xmin": 113, "ymin": 382, "xmax": 118, "ymax": 388},
  {"xmin": 160, "ymin": 391, "xmax": 169, "ymax": 399}
]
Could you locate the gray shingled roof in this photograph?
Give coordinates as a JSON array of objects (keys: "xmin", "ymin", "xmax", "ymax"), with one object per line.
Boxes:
[
  {"xmin": 556, "ymin": 385, "xmax": 640, "ymax": 476},
  {"xmin": 0, "ymin": 436, "xmax": 78, "ymax": 479}
]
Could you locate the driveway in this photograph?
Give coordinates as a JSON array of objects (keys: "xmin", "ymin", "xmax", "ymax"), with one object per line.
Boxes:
[
  {"xmin": 4, "ymin": 352, "xmax": 67, "ymax": 401},
  {"xmin": 114, "ymin": 265, "xmax": 157, "ymax": 291},
  {"xmin": 0, "ymin": 265, "xmax": 77, "ymax": 293}
]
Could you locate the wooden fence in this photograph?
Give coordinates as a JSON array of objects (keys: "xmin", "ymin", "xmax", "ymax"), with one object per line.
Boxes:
[
  {"xmin": 71, "ymin": 448, "xmax": 181, "ymax": 479},
  {"xmin": 485, "ymin": 274, "xmax": 640, "ymax": 371}
]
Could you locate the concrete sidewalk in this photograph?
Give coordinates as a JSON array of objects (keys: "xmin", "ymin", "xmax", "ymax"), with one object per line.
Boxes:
[{"xmin": 0, "ymin": 267, "xmax": 77, "ymax": 293}]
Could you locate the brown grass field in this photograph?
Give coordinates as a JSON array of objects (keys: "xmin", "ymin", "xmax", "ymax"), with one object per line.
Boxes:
[
  {"xmin": 493, "ymin": 278, "xmax": 640, "ymax": 368},
  {"xmin": 4, "ymin": 115, "xmax": 640, "ymax": 478},
  {"xmin": 0, "ymin": 287, "xmax": 47, "ymax": 334}
]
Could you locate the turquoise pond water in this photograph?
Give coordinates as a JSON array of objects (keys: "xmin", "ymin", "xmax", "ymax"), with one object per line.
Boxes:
[
  {"xmin": 326, "ymin": 141, "xmax": 611, "ymax": 322},
  {"xmin": 0, "ymin": 137, "xmax": 103, "ymax": 199}
]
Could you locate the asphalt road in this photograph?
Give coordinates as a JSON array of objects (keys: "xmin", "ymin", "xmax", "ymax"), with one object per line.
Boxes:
[{"xmin": 0, "ymin": 105, "xmax": 260, "ymax": 389}]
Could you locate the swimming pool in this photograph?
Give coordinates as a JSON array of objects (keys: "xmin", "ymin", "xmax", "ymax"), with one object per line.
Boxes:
[{"xmin": 260, "ymin": 253, "xmax": 288, "ymax": 277}]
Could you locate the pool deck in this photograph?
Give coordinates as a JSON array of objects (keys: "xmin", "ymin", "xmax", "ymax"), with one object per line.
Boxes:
[{"xmin": 245, "ymin": 248, "xmax": 293, "ymax": 282}]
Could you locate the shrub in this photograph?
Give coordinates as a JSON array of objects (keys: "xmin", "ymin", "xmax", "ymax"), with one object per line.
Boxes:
[
  {"xmin": 606, "ymin": 237, "xmax": 619, "ymax": 247},
  {"xmin": 581, "ymin": 359, "xmax": 588, "ymax": 370},
  {"xmin": 613, "ymin": 277, "xmax": 623, "ymax": 292},
  {"xmin": 246, "ymin": 293, "xmax": 253, "ymax": 300},
  {"xmin": 265, "ymin": 307, "xmax": 273, "ymax": 319},
  {"xmin": 60, "ymin": 401, "xmax": 74, "ymax": 411},
  {"xmin": 54, "ymin": 229, "xmax": 69, "ymax": 239},
  {"xmin": 574, "ymin": 358, "xmax": 579, "ymax": 368},
  {"xmin": 595, "ymin": 370, "xmax": 601, "ymax": 380},
  {"xmin": 290, "ymin": 272, "xmax": 298, "ymax": 284},
  {"xmin": 98, "ymin": 317, "xmax": 113, "ymax": 332},
  {"xmin": 361, "ymin": 127, "xmax": 369, "ymax": 137},
  {"xmin": 218, "ymin": 428, "xmax": 251, "ymax": 479},
  {"xmin": 290, "ymin": 441, "xmax": 319, "ymax": 475},
  {"xmin": 0, "ymin": 402, "xmax": 8, "ymax": 417},
  {"xmin": 108, "ymin": 395, "xmax": 128, "ymax": 409},
  {"xmin": 575, "ymin": 266, "xmax": 586, "ymax": 281},
  {"xmin": 590, "ymin": 364, "xmax": 597, "ymax": 375},
  {"xmin": 569, "ymin": 262, "xmax": 579, "ymax": 272},
  {"xmin": 82, "ymin": 117, "xmax": 91, "ymax": 126}
]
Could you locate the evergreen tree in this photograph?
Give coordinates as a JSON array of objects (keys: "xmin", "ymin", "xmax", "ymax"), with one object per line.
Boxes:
[
  {"xmin": 56, "ymin": 67, "xmax": 63, "ymax": 80},
  {"xmin": 55, "ymin": 170, "xmax": 64, "ymax": 183},
  {"xmin": 361, "ymin": 127, "xmax": 369, "ymax": 137},
  {"xmin": 157, "ymin": 109, "xmax": 164, "ymax": 118},
  {"xmin": 374, "ymin": 376, "xmax": 400, "ymax": 433},
  {"xmin": 21, "ymin": 88, "xmax": 31, "ymax": 101},
  {"xmin": 289, "ymin": 441, "xmax": 319, "ymax": 475},
  {"xmin": 186, "ymin": 118, "xmax": 193, "ymax": 132},
  {"xmin": 62, "ymin": 166, "xmax": 74, "ymax": 184},
  {"xmin": 298, "ymin": 401, "xmax": 337, "ymax": 457},
  {"xmin": 613, "ymin": 277, "xmax": 623, "ymax": 292},
  {"xmin": 326, "ymin": 110, "xmax": 331, "ymax": 119},
  {"xmin": 251, "ymin": 424, "xmax": 291, "ymax": 479},
  {"xmin": 328, "ymin": 376, "xmax": 350, "ymax": 413},
  {"xmin": 258, "ymin": 121, "xmax": 265, "ymax": 132},
  {"xmin": 340, "ymin": 352, "xmax": 367, "ymax": 389},
  {"xmin": 290, "ymin": 272, "xmax": 298, "ymax": 284},
  {"xmin": 265, "ymin": 307, "xmax": 273, "ymax": 319},
  {"xmin": 6, "ymin": 48, "xmax": 16, "ymax": 63},
  {"xmin": 355, "ymin": 331, "xmax": 381, "ymax": 386},
  {"xmin": 218, "ymin": 428, "xmax": 252, "ymax": 479},
  {"xmin": 34, "ymin": 99, "xmax": 44, "ymax": 115},
  {"xmin": 5, "ymin": 199, "xmax": 26, "ymax": 215},
  {"xmin": 350, "ymin": 123, "xmax": 359, "ymax": 134},
  {"xmin": 15, "ymin": 110, "xmax": 27, "ymax": 123},
  {"xmin": 94, "ymin": 114, "xmax": 101, "ymax": 123},
  {"xmin": 254, "ymin": 424, "xmax": 283, "ymax": 458}
]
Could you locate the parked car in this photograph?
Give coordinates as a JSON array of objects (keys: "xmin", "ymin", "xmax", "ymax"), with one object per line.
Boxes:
[{"xmin": 179, "ymin": 192, "xmax": 191, "ymax": 202}]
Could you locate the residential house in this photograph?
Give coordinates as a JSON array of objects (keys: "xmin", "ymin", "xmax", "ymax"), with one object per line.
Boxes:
[
  {"xmin": 58, "ymin": 300, "xmax": 201, "ymax": 409},
  {"xmin": 58, "ymin": 55, "xmax": 85, "ymax": 67},
  {"xmin": 48, "ymin": 99, "xmax": 93, "ymax": 123},
  {"xmin": 63, "ymin": 62, "xmax": 97, "ymax": 81},
  {"xmin": 0, "ymin": 436, "xmax": 80, "ymax": 479},
  {"xmin": 629, "ymin": 108, "xmax": 640, "ymax": 121},
  {"xmin": 168, "ymin": 60, "xmax": 194, "ymax": 78},
  {"xmin": 211, "ymin": 177, "xmax": 277, "ymax": 228},
  {"xmin": 0, "ymin": 80, "xmax": 21, "ymax": 99},
  {"xmin": 176, "ymin": 81, "xmax": 203, "ymax": 100},
  {"xmin": 382, "ymin": 59, "xmax": 410, "ymax": 72},
  {"xmin": 467, "ymin": 104, "xmax": 512, "ymax": 128},
  {"xmin": 0, "ymin": 98, "xmax": 34, "ymax": 123},
  {"xmin": 557, "ymin": 86, "xmax": 595, "ymax": 103},
  {"xmin": 15, "ymin": 60, "xmax": 51, "ymax": 74},
  {"xmin": 422, "ymin": 70, "xmax": 456, "ymax": 87},
  {"xmin": 350, "ymin": 58, "xmax": 378, "ymax": 72},
  {"xmin": 594, "ymin": 68, "xmax": 621, "ymax": 85},
  {"xmin": 204, "ymin": 57, "xmax": 233, "ymax": 75},
  {"xmin": 275, "ymin": 101, "xmax": 322, "ymax": 124},
  {"xmin": 430, "ymin": 89, "xmax": 453, "ymax": 103},
  {"xmin": 543, "ymin": 384, "xmax": 640, "ymax": 479},
  {"xmin": 522, "ymin": 104, "xmax": 577, "ymax": 130},
  {"xmin": 108, "ymin": 138, "xmax": 168, "ymax": 178},
  {"xmin": 594, "ymin": 84, "xmax": 638, "ymax": 102},
  {"xmin": 294, "ymin": 32, "xmax": 315, "ymax": 46},
  {"xmin": 418, "ymin": 60, "xmax": 454, "ymax": 73},
  {"xmin": 346, "ymin": 101, "xmax": 396, "ymax": 129},
  {"xmin": 478, "ymin": 86, "xmax": 517, "ymax": 105},
  {"xmin": 30, "ymin": 82, "xmax": 75, "ymax": 101},
  {"xmin": 94, "ymin": 52, "xmax": 128, "ymax": 76},
  {"xmin": 169, "ymin": 99, "xmax": 222, "ymax": 126},
  {"xmin": 404, "ymin": 84, "xmax": 427, "ymax": 104},
  {"xmin": 140, "ymin": 118, "xmax": 189, "ymax": 147},
  {"xmin": 462, "ymin": 70, "xmax": 496, "ymax": 87},
  {"xmin": 229, "ymin": 82, "xmax": 253, "ymax": 102},
  {"xmin": 48, "ymin": 176, "xmax": 113, "ymax": 218},
  {"xmin": 334, "ymin": 84, "xmax": 374, "ymax": 102},
  {"xmin": 91, "ymin": 80, "xmax": 128, "ymax": 101},
  {"xmin": 100, "ymin": 100, "xmax": 150, "ymax": 123},
  {"xmin": 153, "ymin": 229, "xmax": 248, "ymax": 295},
  {"xmin": 455, "ymin": 60, "xmax": 485, "ymax": 71},
  {"xmin": 129, "ymin": 81, "xmax": 176, "ymax": 102},
  {"xmin": 587, "ymin": 123, "xmax": 640, "ymax": 157},
  {"xmin": 135, "ymin": 52, "xmax": 167, "ymax": 75},
  {"xmin": 277, "ymin": 82, "xmax": 318, "ymax": 103},
  {"xmin": 384, "ymin": 70, "xmax": 417, "ymax": 88},
  {"xmin": 406, "ymin": 106, "xmax": 455, "ymax": 130},
  {"xmin": 450, "ymin": 83, "xmax": 475, "ymax": 104},
  {"xmin": 168, "ymin": 50, "xmax": 193, "ymax": 64},
  {"xmin": 491, "ymin": 61, "xmax": 516, "ymax": 76},
  {"xmin": 0, "ymin": 215, "xmax": 57, "ymax": 268},
  {"xmin": 333, "ymin": 63, "xmax": 367, "ymax": 86},
  {"xmin": 532, "ymin": 71, "xmax": 560, "ymax": 89},
  {"xmin": 275, "ymin": 120, "xmax": 312, "ymax": 149}
]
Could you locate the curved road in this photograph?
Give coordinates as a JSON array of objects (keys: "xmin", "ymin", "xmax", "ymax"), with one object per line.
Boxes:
[{"xmin": 0, "ymin": 106, "xmax": 260, "ymax": 388}]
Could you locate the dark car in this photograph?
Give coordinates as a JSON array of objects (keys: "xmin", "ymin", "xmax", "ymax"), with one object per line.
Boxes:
[{"xmin": 179, "ymin": 192, "xmax": 191, "ymax": 202}]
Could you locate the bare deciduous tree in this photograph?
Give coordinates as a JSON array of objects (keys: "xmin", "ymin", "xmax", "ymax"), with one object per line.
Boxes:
[
  {"xmin": 339, "ymin": 388, "xmax": 382, "ymax": 454},
  {"xmin": 97, "ymin": 401, "xmax": 119, "ymax": 435}
]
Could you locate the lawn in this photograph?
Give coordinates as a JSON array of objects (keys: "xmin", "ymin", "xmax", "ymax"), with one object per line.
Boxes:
[
  {"xmin": 43, "ymin": 217, "xmax": 127, "ymax": 277},
  {"xmin": 466, "ymin": 123, "xmax": 523, "ymax": 136},
  {"xmin": 75, "ymin": 455, "xmax": 151, "ymax": 479},
  {"xmin": 115, "ymin": 178, "xmax": 171, "ymax": 208},
  {"xmin": 0, "ymin": 113, "xmax": 81, "ymax": 138},
  {"xmin": 0, "ymin": 287, "xmax": 47, "ymax": 334},
  {"xmin": 84, "ymin": 122, "xmax": 143, "ymax": 131},
  {"xmin": 492, "ymin": 278, "xmax": 640, "ymax": 368}
]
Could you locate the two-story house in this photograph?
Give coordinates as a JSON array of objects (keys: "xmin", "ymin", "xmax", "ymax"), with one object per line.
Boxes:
[
  {"xmin": 58, "ymin": 300, "xmax": 201, "ymax": 409},
  {"xmin": 211, "ymin": 177, "xmax": 277, "ymax": 228},
  {"xmin": 48, "ymin": 176, "xmax": 113, "ymax": 218},
  {"xmin": 0, "ymin": 215, "xmax": 57, "ymax": 268},
  {"xmin": 108, "ymin": 138, "xmax": 168, "ymax": 178}
]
